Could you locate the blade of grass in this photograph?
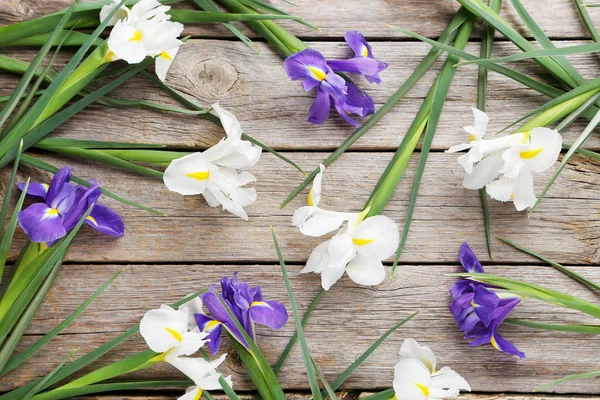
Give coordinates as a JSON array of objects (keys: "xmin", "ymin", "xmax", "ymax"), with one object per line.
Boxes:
[
  {"xmin": 270, "ymin": 226, "xmax": 322, "ymax": 400},
  {"xmin": 536, "ymin": 370, "xmax": 600, "ymax": 392},
  {"xmin": 1, "ymin": 271, "xmax": 121, "ymax": 375},
  {"xmin": 0, "ymin": 140, "xmax": 23, "ymax": 241},
  {"xmin": 30, "ymin": 380, "xmax": 191, "ymax": 400},
  {"xmin": 35, "ymin": 138, "xmax": 165, "ymax": 149},
  {"xmin": 19, "ymin": 154, "xmax": 163, "ymax": 216},
  {"xmin": 360, "ymin": 389, "xmax": 395, "ymax": 400},
  {"xmin": 279, "ymin": 9, "xmax": 470, "ymax": 208},
  {"xmin": 23, "ymin": 350, "xmax": 78, "ymax": 400},
  {"xmin": 392, "ymin": 17, "xmax": 474, "ymax": 275},
  {"xmin": 556, "ymin": 91, "xmax": 600, "ymax": 132},
  {"xmin": 505, "ymin": 318, "xmax": 600, "ymax": 333},
  {"xmin": 576, "ymin": 0, "xmax": 600, "ymax": 41},
  {"xmin": 530, "ymin": 107, "xmax": 600, "ymax": 214},
  {"xmin": 168, "ymin": 9, "xmax": 306, "ymax": 23},
  {"xmin": 311, "ymin": 356, "xmax": 338, "ymax": 400},
  {"xmin": 322, "ymin": 312, "xmax": 419, "ymax": 397},
  {"xmin": 498, "ymin": 237, "xmax": 600, "ymax": 292},
  {"xmin": 0, "ymin": 177, "xmax": 29, "ymax": 290}
]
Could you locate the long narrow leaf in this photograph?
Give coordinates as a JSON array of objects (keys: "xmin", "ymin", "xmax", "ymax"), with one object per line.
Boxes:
[
  {"xmin": 270, "ymin": 227, "xmax": 322, "ymax": 400},
  {"xmin": 506, "ymin": 318, "xmax": 600, "ymax": 334},
  {"xmin": 0, "ymin": 140, "xmax": 24, "ymax": 250},
  {"xmin": 311, "ymin": 356, "xmax": 338, "ymax": 400},
  {"xmin": 576, "ymin": 0, "xmax": 600, "ymax": 42},
  {"xmin": 536, "ymin": 370, "xmax": 600, "ymax": 392},
  {"xmin": 29, "ymin": 380, "xmax": 191, "ymax": 400},
  {"xmin": 24, "ymin": 350, "xmax": 77, "ymax": 400}
]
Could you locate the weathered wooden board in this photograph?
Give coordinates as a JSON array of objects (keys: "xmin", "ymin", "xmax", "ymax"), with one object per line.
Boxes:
[
  {"xmin": 2, "ymin": 40, "xmax": 600, "ymax": 152},
  {"xmin": 3, "ymin": 151, "xmax": 599, "ymax": 265},
  {"xmin": 3, "ymin": 263, "xmax": 600, "ymax": 394},
  {"xmin": 73, "ymin": 395, "xmax": 600, "ymax": 400},
  {"xmin": 1, "ymin": 0, "xmax": 599, "ymax": 40}
]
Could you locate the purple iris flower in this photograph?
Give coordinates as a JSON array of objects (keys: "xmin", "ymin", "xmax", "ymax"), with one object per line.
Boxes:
[
  {"xmin": 449, "ymin": 243, "xmax": 525, "ymax": 358},
  {"xmin": 194, "ymin": 273, "xmax": 288, "ymax": 355},
  {"xmin": 17, "ymin": 167, "xmax": 125, "ymax": 244},
  {"xmin": 327, "ymin": 31, "xmax": 388, "ymax": 84}
]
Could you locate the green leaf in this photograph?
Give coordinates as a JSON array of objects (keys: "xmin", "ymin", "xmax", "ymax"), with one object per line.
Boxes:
[
  {"xmin": 270, "ymin": 227, "xmax": 322, "ymax": 400},
  {"xmin": 536, "ymin": 369, "xmax": 600, "ymax": 392},
  {"xmin": 19, "ymin": 154, "xmax": 164, "ymax": 216},
  {"xmin": 29, "ymin": 380, "xmax": 191, "ymax": 400},
  {"xmin": 323, "ymin": 312, "xmax": 419, "ymax": 397},
  {"xmin": 198, "ymin": 349, "xmax": 241, "ymax": 400},
  {"xmin": 555, "ymin": 91, "xmax": 600, "ymax": 132},
  {"xmin": 168, "ymin": 9, "xmax": 307, "ymax": 23},
  {"xmin": 530, "ymin": 107, "xmax": 600, "ymax": 213},
  {"xmin": 35, "ymin": 137, "xmax": 165, "ymax": 149},
  {"xmin": 0, "ymin": 140, "xmax": 24, "ymax": 262},
  {"xmin": 233, "ymin": 341, "xmax": 275, "ymax": 400},
  {"xmin": 498, "ymin": 237, "xmax": 600, "ymax": 292},
  {"xmin": 575, "ymin": 0, "xmax": 600, "ymax": 42},
  {"xmin": 311, "ymin": 356, "xmax": 337, "ymax": 400},
  {"xmin": 8, "ymin": 31, "xmax": 100, "ymax": 48},
  {"xmin": 1, "ymin": 271, "xmax": 121, "ymax": 375},
  {"xmin": 23, "ymin": 350, "xmax": 78, "ymax": 400},
  {"xmin": 360, "ymin": 389, "xmax": 395, "ymax": 400},
  {"xmin": 505, "ymin": 318, "xmax": 600, "ymax": 334},
  {"xmin": 279, "ymin": 8, "xmax": 470, "ymax": 208},
  {"xmin": 392, "ymin": 16, "xmax": 474, "ymax": 275},
  {"xmin": 237, "ymin": 0, "xmax": 318, "ymax": 30}
]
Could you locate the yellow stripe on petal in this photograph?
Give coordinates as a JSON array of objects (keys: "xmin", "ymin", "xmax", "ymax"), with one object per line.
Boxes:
[
  {"xmin": 469, "ymin": 134, "xmax": 477, "ymax": 142},
  {"xmin": 204, "ymin": 320, "xmax": 221, "ymax": 331},
  {"xmin": 308, "ymin": 188, "xmax": 314, "ymax": 206},
  {"xmin": 130, "ymin": 30, "xmax": 143, "ymax": 42},
  {"xmin": 45, "ymin": 208, "xmax": 59, "ymax": 217},
  {"xmin": 186, "ymin": 171, "xmax": 210, "ymax": 181},
  {"xmin": 490, "ymin": 335, "xmax": 500, "ymax": 350},
  {"xmin": 163, "ymin": 326, "xmax": 183, "ymax": 342},
  {"xmin": 194, "ymin": 388, "xmax": 203, "ymax": 400},
  {"xmin": 361, "ymin": 47, "xmax": 369, "ymax": 57},
  {"xmin": 307, "ymin": 66, "xmax": 326, "ymax": 81},
  {"xmin": 250, "ymin": 301, "xmax": 268, "ymax": 307},
  {"xmin": 352, "ymin": 238, "xmax": 374, "ymax": 246},
  {"xmin": 160, "ymin": 51, "xmax": 172, "ymax": 61},
  {"xmin": 520, "ymin": 130, "xmax": 531, "ymax": 143},
  {"xmin": 86, "ymin": 216, "xmax": 98, "ymax": 226},
  {"xmin": 520, "ymin": 148, "xmax": 543, "ymax": 159},
  {"xmin": 413, "ymin": 382, "xmax": 429, "ymax": 397}
]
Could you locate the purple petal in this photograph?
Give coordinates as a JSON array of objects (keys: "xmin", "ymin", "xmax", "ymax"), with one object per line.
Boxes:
[
  {"xmin": 86, "ymin": 204, "xmax": 125, "ymax": 236},
  {"xmin": 61, "ymin": 183, "xmax": 102, "ymax": 232},
  {"xmin": 320, "ymin": 70, "xmax": 347, "ymax": 100},
  {"xmin": 18, "ymin": 203, "xmax": 66, "ymax": 243},
  {"xmin": 250, "ymin": 286, "xmax": 263, "ymax": 302},
  {"xmin": 307, "ymin": 88, "xmax": 331, "ymax": 125},
  {"xmin": 18, "ymin": 182, "xmax": 48, "ymax": 200},
  {"xmin": 491, "ymin": 297, "xmax": 520, "ymax": 325},
  {"xmin": 327, "ymin": 57, "xmax": 387, "ymax": 78},
  {"xmin": 283, "ymin": 49, "xmax": 330, "ymax": 90},
  {"xmin": 201, "ymin": 290, "xmax": 248, "ymax": 348},
  {"xmin": 472, "ymin": 286, "xmax": 500, "ymax": 327},
  {"xmin": 333, "ymin": 98, "xmax": 361, "ymax": 127},
  {"xmin": 491, "ymin": 332, "xmax": 525, "ymax": 358},
  {"xmin": 45, "ymin": 167, "xmax": 72, "ymax": 207},
  {"xmin": 459, "ymin": 242, "xmax": 484, "ymax": 273},
  {"xmin": 343, "ymin": 82, "xmax": 375, "ymax": 117},
  {"xmin": 344, "ymin": 31, "xmax": 373, "ymax": 58},
  {"xmin": 195, "ymin": 313, "xmax": 223, "ymax": 355},
  {"xmin": 250, "ymin": 300, "xmax": 288, "ymax": 330},
  {"xmin": 449, "ymin": 280, "xmax": 474, "ymax": 299}
]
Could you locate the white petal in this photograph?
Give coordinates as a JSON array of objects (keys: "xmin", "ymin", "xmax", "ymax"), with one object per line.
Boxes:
[
  {"xmin": 100, "ymin": 0, "xmax": 129, "ymax": 26},
  {"xmin": 309, "ymin": 164, "xmax": 326, "ymax": 206},
  {"xmin": 345, "ymin": 254, "xmax": 385, "ymax": 286},
  {"xmin": 212, "ymin": 103, "xmax": 243, "ymax": 141},
  {"xmin": 446, "ymin": 142, "xmax": 473, "ymax": 153},
  {"xmin": 164, "ymin": 153, "xmax": 210, "ymax": 195},
  {"xmin": 320, "ymin": 264, "xmax": 346, "ymax": 291},
  {"xmin": 399, "ymin": 338, "xmax": 437, "ymax": 374},
  {"xmin": 180, "ymin": 295, "xmax": 204, "ymax": 330},
  {"xmin": 327, "ymin": 234, "xmax": 357, "ymax": 270},
  {"xmin": 107, "ymin": 20, "xmax": 147, "ymax": 64},
  {"xmin": 139, "ymin": 305, "xmax": 188, "ymax": 353},
  {"xmin": 499, "ymin": 147, "xmax": 524, "ymax": 178},
  {"xmin": 527, "ymin": 127, "xmax": 562, "ymax": 173},
  {"xmin": 351, "ymin": 215, "xmax": 399, "ymax": 260},
  {"xmin": 205, "ymin": 139, "xmax": 262, "ymax": 169},
  {"xmin": 302, "ymin": 240, "xmax": 330, "ymax": 274},
  {"xmin": 463, "ymin": 151, "xmax": 504, "ymax": 190},
  {"xmin": 178, "ymin": 386, "xmax": 202, "ymax": 400},
  {"xmin": 155, "ymin": 47, "xmax": 179, "ymax": 82},
  {"xmin": 486, "ymin": 177, "xmax": 515, "ymax": 202},
  {"xmin": 299, "ymin": 212, "xmax": 347, "ymax": 237},
  {"xmin": 431, "ymin": 366, "xmax": 471, "ymax": 392},
  {"xmin": 469, "ymin": 106, "xmax": 489, "ymax": 138},
  {"xmin": 393, "ymin": 358, "xmax": 431, "ymax": 400},
  {"xmin": 166, "ymin": 353, "xmax": 227, "ymax": 388},
  {"xmin": 512, "ymin": 166, "xmax": 537, "ymax": 211},
  {"xmin": 204, "ymin": 185, "xmax": 249, "ymax": 220}
]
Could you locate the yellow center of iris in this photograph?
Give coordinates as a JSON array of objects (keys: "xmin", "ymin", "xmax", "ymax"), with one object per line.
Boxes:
[
  {"xmin": 414, "ymin": 382, "xmax": 429, "ymax": 397},
  {"xmin": 307, "ymin": 66, "xmax": 327, "ymax": 81},
  {"xmin": 308, "ymin": 188, "xmax": 315, "ymax": 206},
  {"xmin": 204, "ymin": 320, "xmax": 221, "ymax": 331},
  {"xmin": 86, "ymin": 216, "xmax": 98, "ymax": 226},
  {"xmin": 186, "ymin": 171, "xmax": 210, "ymax": 181},
  {"xmin": 164, "ymin": 327, "xmax": 183, "ymax": 342},
  {"xmin": 490, "ymin": 335, "xmax": 500, "ymax": 350},
  {"xmin": 361, "ymin": 47, "xmax": 369, "ymax": 57},
  {"xmin": 520, "ymin": 130, "xmax": 531, "ymax": 143},
  {"xmin": 352, "ymin": 238, "xmax": 374, "ymax": 246},
  {"xmin": 519, "ymin": 148, "xmax": 543, "ymax": 159},
  {"xmin": 469, "ymin": 134, "xmax": 477, "ymax": 142},
  {"xmin": 46, "ymin": 208, "xmax": 59, "ymax": 217},
  {"xmin": 250, "ymin": 301, "xmax": 268, "ymax": 307},
  {"xmin": 130, "ymin": 30, "xmax": 143, "ymax": 42},
  {"xmin": 160, "ymin": 51, "xmax": 172, "ymax": 60}
]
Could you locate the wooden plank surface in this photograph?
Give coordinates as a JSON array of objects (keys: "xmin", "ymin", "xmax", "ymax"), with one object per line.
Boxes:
[
  {"xmin": 1, "ymin": 0, "xmax": 599, "ymax": 40},
  {"xmin": 73, "ymin": 396, "xmax": 600, "ymax": 400},
  {"xmin": 3, "ymin": 40, "xmax": 600, "ymax": 152},
  {"xmin": 3, "ymin": 151, "xmax": 599, "ymax": 265},
  {"xmin": 3, "ymin": 263, "xmax": 600, "ymax": 394}
]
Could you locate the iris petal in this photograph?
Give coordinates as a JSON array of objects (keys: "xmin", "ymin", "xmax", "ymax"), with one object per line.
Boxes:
[
  {"xmin": 249, "ymin": 300, "xmax": 288, "ymax": 329},
  {"xmin": 18, "ymin": 203, "xmax": 67, "ymax": 243}
]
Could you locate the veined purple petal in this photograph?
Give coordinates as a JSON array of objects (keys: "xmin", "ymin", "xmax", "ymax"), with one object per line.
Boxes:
[
  {"xmin": 491, "ymin": 332, "xmax": 525, "ymax": 358},
  {"xmin": 343, "ymin": 82, "xmax": 375, "ymax": 117},
  {"xmin": 249, "ymin": 300, "xmax": 288, "ymax": 330},
  {"xmin": 327, "ymin": 57, "xmax": 387, "ymax": 78},
  {"xmin": 333, "ymin": 97, "xmax": 361, "ymax": 127},
  {"xmin": 18, "ymin": 203, "xmax": 67, "ymax": 243},
  {"xmin": 459, "ymin": 242, "xmax": 484, "ymax": 273},
  {"xmin": 449, "ymin": 280, "xmax": 474, "ymax": 299},
  {"xmin": 18, "ymin": 182, "xmax": 49, "ymax": 200},
  {"xmin": 344, "ymin": 31, "xmax": 373, "ymax": 58},
  {"xmin": 320, "ymin": 70, "xmax": 347, "ymax": 100},
  {"xmin": 491, "ymin": 297, "xmax": 520, "ymax": 325},
  {"xmin": 61, "ymin": 183, "xmax": 101, "ymax": 232},
  {"xmin": 284, "ymin": 49, "xmax": 330, "ymax": 90},
  {"xmin": 45, "ymin": 167, "xmax": 72, "ymax": 207},
  {"xmin": 86, "ymin": 204, "xmax": 125, "ymax": 236},
  {"xmin": 195, "ymin": 313, "xmax": 223, "ymax": 355},
  {"xmin": 308, "ymin": 88, "xmax": 331, "ymax": 125},
  {"xmin": 201, "ymin": 290, "xmax": 248, "ymax": 349},
  {"xmin": 472, "ymin": 286, "xmax": 500, "ymax": 327}
]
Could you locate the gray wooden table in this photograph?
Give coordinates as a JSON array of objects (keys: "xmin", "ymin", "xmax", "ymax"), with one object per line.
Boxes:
[{"xmin": 1, "ymin": 0, "xmax": 600, "ymax": 398}]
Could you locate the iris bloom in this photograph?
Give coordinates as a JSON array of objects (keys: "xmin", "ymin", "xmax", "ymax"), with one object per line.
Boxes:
[
  {"xmin": 449, "ymin": 243, "xmax": 525, "ymax": 358},
  {"xmin": 164, "ymin": 103, "xmax": 261, "ymax": 220},
  {"xmin": 193, "ymin": 273, "xmax": 288, "ymax": 355},
  {"xmin": 448, "ymin": 108, "xmax": 563, "ymax": 211},
  {"xmin": 102, "ymin": 0, "xmax": 184, "ymax": 81},
  {"xmin": 139, "ymin": 305, "xmax": 231, "ymax": 400},
  {"xmin": 17, "ymin": 167, "xmax": 124, "ymax": 244},
  {"xmin": 327, "ymin": 31, "xmax": 388, "ymax": 84},
  {"xmin": 292, "ymin": 164, "xmax": 356, "ymax": 236},
  {"xmin": 393, "ymin": 338, "xmax": 470, "ymax": 400}
]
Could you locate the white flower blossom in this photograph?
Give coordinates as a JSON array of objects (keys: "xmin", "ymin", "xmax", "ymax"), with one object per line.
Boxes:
[
  {"xmin": 166, "ymin": 353, "xmax": 232, "ymax": 400},
  {"xmin": 164, "ymin": 103, "xmax": 262, "ymax": 220},
  {"xmin": 393, "ymin": 339, "xmax": 470, "ymax": 400}
]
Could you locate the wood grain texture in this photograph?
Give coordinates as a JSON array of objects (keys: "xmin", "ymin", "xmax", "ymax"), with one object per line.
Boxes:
[
  {"xmin": 72, "ymin": 395, "xmax": 600, "ymax": 400},
  {"xmin": 3, "ymin": 263, "xmax": 600, "ymax": 394},
  {"xmin": 1, "ymin": 0, "xmax": 599, "ymax": 40},
  {"xmin": 2, "ymin": 151, "xmax": 599, "ymax": 265},
  {"xmin": 2, "ymin": 41, "xmax": 600, "ymax": 152}
]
